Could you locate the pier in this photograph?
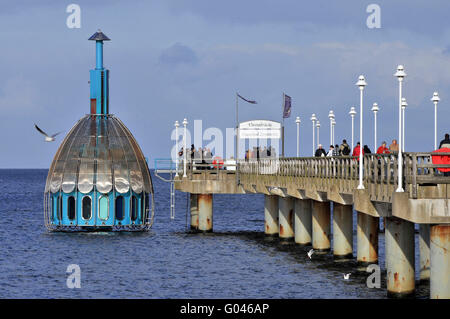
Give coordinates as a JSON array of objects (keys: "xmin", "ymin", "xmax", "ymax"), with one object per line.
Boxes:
[{"xmin": 164, "ymin": 153, "xmax": 450, "ymax": 298}]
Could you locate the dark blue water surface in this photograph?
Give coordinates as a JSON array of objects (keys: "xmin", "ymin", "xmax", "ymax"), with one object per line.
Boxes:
[{"xmin": 0, "ymin": 169, "xmax": 429, "ymax": 298}]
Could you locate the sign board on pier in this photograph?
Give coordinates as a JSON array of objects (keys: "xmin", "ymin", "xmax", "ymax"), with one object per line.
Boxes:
[{"xmin": 239, "ymin": 120, "xmax": 281, "ymax": 139}]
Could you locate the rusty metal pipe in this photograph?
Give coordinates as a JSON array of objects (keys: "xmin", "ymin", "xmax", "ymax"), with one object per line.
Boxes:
[
  {"xmin": 333, "ymin": 203, "xmax": 353, "ymax": 260},
  {"xmin": 312, "ymin": 201, "xmax": 331, "ymax": 252},
  {"xmin": 385, "ymin": 216, "xmax": 415, "ymax": 297},
  {"xmin": 357, "ymin": 212, "xmax": 379, "ymax": 266},
  {"xmin": 294, "ymin": 199, "xmax": 312, "ymax": 245},
  {"xmin": 264, "ymin": 195, "xmax": 279, "ymax": 236},
  {"xmin": 419, "ymin": 224, "xmax": 430, "ymax": 281},
  {"xmin": 190, "ymin": 193, "xmax": 199, "ymax": 232},
  {"xmin": 430, "ymin": 224, "xmax": 450, "ymax": 299},
  {"xmin": 198, "ymin": 194, "xmax": 213, "ymax": 232},
  {"xmin": 278, "ymin": 197, "xmax": 294, "ymax": 240}
]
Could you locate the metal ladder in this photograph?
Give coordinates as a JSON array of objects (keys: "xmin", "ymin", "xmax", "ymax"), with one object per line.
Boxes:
[{"xmin": 154, "ymin": 158, "xmax": 178, "ymax": 219}]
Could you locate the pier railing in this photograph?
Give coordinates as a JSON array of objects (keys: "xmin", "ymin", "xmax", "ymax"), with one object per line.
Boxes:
[{"xmin": 238, "ymin": 152, "xmax": 450, "ymax": 201}]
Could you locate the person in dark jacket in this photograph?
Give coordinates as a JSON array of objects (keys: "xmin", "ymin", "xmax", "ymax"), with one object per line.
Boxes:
[
  {"xmin": 439, "ymin": 133, "xmax": 450, "ymax": 149},
  {"xmin": 333, "ymin": 144, "xmax": 340, "ymax": 156},
  {"xmin": 315, "ymin": 144, "xmax": 327, "ymax": 157},
  {"xmin": 363, "ymin": 145, "xmax": 372, "ymax": 154},
  {"xmin": 339, "ymin": 139, "xmax": 351, "ymax": 156}
]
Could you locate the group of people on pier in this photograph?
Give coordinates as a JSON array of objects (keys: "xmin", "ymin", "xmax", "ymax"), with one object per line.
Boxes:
[
  {"xmin": 178, "ymin": 144, "xmax": 215, "ymax": 170},
  {"xmin": 244, "ymin": 146, "xmax": 277, "ymax": 161},
  {"xmin": 314, "ymin": 133, "xmax": 449, "ymax": 159},
  {"xmin": 315, "ymin": 139, "xmax": 402, "ymax": 158}
]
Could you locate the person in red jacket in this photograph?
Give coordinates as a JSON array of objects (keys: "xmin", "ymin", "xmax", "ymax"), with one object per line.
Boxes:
[
  {"xmin": 352, "ymin": 142, "xmax": 364, "ymax": 161},
  {"xmin": 376, "ymin": 141, "xmax": 390, "ymax": 154}
]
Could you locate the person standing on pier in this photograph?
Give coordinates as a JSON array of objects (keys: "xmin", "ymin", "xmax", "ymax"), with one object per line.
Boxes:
[
  {"xmin": 389, "ymin": 139, "xmax": 399, "ymax": 152},
  {"xmin": 339, "ymin": 139, "xmax": 351, "ymax": 156},
  {"xmin": 377, "ymin": 141, "xmax": 390, "ymax": 154},
  {"xmin": 333, "ymin": 144, "xmax": 340, "ymax": 156},
  {"xmin": 326, "ymin": 145, "xmax": 334, "ymax": 157},
  {"xmin": 315, "ymin": 144, "xmax": 327, "ymax": 157},
  {"xmin": 439, "ymin": 133, "xmax": 450, "ymax": 149},
  {"xmin": 352, "ymin": 142, "xmax": 363, "ymax": 160}
]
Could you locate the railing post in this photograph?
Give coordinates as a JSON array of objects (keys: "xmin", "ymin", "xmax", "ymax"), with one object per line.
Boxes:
[{"xmin": 412, "ymin": 154, "xmax": 418, "ymax": 199}]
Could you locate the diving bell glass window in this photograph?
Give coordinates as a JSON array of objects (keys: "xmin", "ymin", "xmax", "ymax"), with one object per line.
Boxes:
[
  {"xmin": 82, "ymin": 196, "xmax": 92, "ymax": 220},
  {"xmin": 99, "ymin": 196, "xmax": 109, "ymax": 220},
  {"xmin": 68, "ymin": 196, "xmax": 76, "ymax": 220},
  {"xmin": 115, "ymin": 196, "xmax": 124, "ymax": 220}
]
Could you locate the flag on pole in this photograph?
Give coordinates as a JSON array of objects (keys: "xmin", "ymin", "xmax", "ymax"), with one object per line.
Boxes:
[
  {"xmin": 237, "ymin": 93, "xmax": 257, "ymax": 104},
  {"xmin": 283, "ymin": 94, "xmax": 292, "ymax": 118}
]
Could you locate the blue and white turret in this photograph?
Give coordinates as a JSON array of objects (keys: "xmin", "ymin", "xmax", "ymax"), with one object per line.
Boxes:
[{"xmin": 43, "ymin": 30, "xmax": 154, "ymax": 232}]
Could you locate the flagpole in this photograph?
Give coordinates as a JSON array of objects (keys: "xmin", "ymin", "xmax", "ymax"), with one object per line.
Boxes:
[{"xmin": 282, "ymin": 93, "xmax": 285, "ymax": 158}]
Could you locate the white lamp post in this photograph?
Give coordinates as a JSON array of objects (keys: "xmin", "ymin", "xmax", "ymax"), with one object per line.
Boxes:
[
  {"xmin": 401, "ymin": 98, "xmax": 408, "ymax": 152},
  {"xmin": 175, "ymin": 120, "xmax": 179, "ymax": 175},
  {"xmin": 182, "ymin": 118, "xmax": 188, "ymax": 178},
  {"xmin": 431, "ymin": 92, "xmax": 440, "ymax": 150},
  {"xmin": 328, "ymin": 110, "xmax": 335, "ymax": 146},
  {"xmin": 371, "ymin": 103, "xmax": 379, "ymax": 151},
  {"xmin": 311, "ymin": 114, "xmax": 317, "ymax": 155},
  {"xmin": 296, "ymin": 116, "xmax": 301, "ymax": 157},
  {"xmin": 394, "ymin": 65, "xmax": 406, "ymax": 192},
  {"xmin": 316, "ymin": 120, "xmax": 321, "ymax": 147},
  {"xmin": 331, "ymin": 118, "xmax": 336, "ymax": 146},
  {"xmin": 349, "ymin": 107, "xmax": 356, "ymax": 151},
  {"xmin": 356, "ymin": 75, "xmax": 367, "ymax": 190}
]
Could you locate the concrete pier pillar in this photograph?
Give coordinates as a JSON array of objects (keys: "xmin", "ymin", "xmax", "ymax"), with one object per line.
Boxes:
[
  {"xmin": 278, "ymin": 197, "xmax": 294, "ymax": 240},
  {"xmin": 419, "ymin": 224, "xmax": 430, "ymax": 281},
  {"xmin": 430, "ymin": 224, "xmax": 450, "ymax": 299},
  {"xmin": 333, "ymin": 203, "xmax": 353, "ymax": 260},
  {"xmin": 198, "ymin": 194, "xmax": 213, "ymax": 232},
  {"xmin": 190, "ymin": 193, "xmax": 199, "ymax": 231},
  {"xmin": 312, "ymin": 201, "xmax": 331, "ymax": 252},
  {"xmin": 385, "ymin": 217, "xmax": 415, "ymax": 297},
  {"xmin": 264, "ymin": 195, "xmax": 279, "ymax": 236},
  {"xmin": 294, "ymin": 199, "xmax": 312, "ymax": 245},
  {"xmin": 357, "ymin": 212, "xmax": 379, "ymax": 266}
]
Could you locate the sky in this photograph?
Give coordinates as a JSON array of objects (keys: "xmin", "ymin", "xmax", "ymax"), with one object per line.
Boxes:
[{"xmin": 1, "ymin": 0, "xmax": 450, "ymax": 168}]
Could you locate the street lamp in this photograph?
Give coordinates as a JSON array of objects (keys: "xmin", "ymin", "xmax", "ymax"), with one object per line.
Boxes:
[
  {"xmin": 431, "ymin": 92, "xmax": 440, "ymax": 150},
  {"xmin": 311, "ymin": 113, "xmax": 317, "ymax": 155},
  {"xmin": 316, "ymin": 120, "xmax": 321, "ymax": 147},
  {"xmin": 328, "ymin": 110, "xmax": 335, "ymax": 146},
  {"xmin": 182, "ymin": 118, "xmax": 188, "ymax": 178},
  {"xmin": 394, "ymin": 65, "xmax": 406, "ymax": 192},
  {"xmin": 174, "ymin": 120, "xmax": 179, "ymax": 175},
  {"xmin": 401, "ymin": 98, "xmax": 408, "ymax": 152},
  {"xmin": 349, "ymin": 107, "xmax": 357, "ymax": 151},
  {"xmin": 296, "ymin": 116, "xmax": 301, "ymax": 157},
  {"xmin": 331, "ymin": 118, "xmax": 336, "ymax": 146},
  {"xmin": 371, "ymin": 103, "xmax": 379, "ymax": 151},
  {"xmin": 356, "ymin": 75, "xmax": 367, "ymax": 190}
]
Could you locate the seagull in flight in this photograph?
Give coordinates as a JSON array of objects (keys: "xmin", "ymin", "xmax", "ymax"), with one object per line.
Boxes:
[
  {"xmin": 34, "ymin": 124, "xmax": 61, "ymax": 142},
  {"xmin": 343, "ymin": 273, "xmax": 351, "ymax": 280},
  {"xmin": 307, "ymin": 249, "xmax": 314, "ymax": 259}
]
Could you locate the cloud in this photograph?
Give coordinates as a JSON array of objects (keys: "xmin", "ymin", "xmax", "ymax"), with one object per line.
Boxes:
[
  {"xmin": 165, "ymin": 0, "xmax": 450, "ymax": 36},
  {"xmin": 159, "ymin": 43, "xmax": 199, "ymax": 66}
]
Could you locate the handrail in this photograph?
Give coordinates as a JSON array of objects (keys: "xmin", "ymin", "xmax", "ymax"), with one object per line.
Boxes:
[{"xmin": 177, "ymin": 153, "xmax": 450, "ymax": 198}]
